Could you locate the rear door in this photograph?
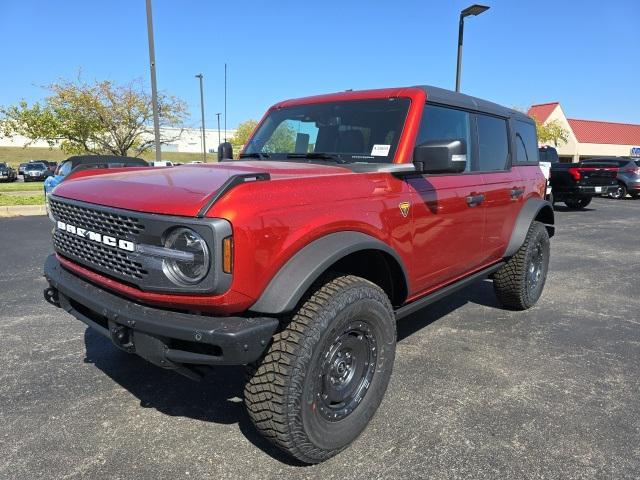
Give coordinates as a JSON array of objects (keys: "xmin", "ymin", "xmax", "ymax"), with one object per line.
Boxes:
[
  {"xmin": 407, "ymin": 103, "xmax": 487, "ymax": 290},
  {"xmin": 475, "ymin": 113, "xmax": 522, "ymax": 262}
]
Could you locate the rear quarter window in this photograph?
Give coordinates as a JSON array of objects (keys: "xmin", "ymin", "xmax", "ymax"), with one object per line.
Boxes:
[{"xmin": 514, "ymin": 120, "xmax": 539, "ymax": 164}]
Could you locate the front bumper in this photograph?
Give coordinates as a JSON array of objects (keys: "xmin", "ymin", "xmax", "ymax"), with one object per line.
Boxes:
[{"xmin": 44, "ymin": 255, "xmax": 278, "ymax": 377}]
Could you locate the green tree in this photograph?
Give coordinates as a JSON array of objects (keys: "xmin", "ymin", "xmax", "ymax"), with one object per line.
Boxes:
[
  {"xmin": 535, "ymin": 119, "xmax": 569, "ymax": 147},
  {"xmin": 1, "ymin": 77, "xmax": 188, "ymax": 156},
  {"xmin": 263, "ymin": 122, "xmax": 296, "ymax": 153},
  {"xmin": 230, "ymin": 119, "xmax": 258, "ymax": 151}
]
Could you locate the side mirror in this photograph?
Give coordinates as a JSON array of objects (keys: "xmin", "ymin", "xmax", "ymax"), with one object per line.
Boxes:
[
  {"xmin": 413, "ymin": 139, "xmax": 467, "ymax": 174},
  {"xmin": 218, "ymin": 142, "xmax": 233, "ymax": 161}
]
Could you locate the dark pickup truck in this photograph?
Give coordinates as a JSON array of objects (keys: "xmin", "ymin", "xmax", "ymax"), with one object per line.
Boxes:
[{"xmin": 550, "ymin": 162, "xmax": 618, "ymax": 209}]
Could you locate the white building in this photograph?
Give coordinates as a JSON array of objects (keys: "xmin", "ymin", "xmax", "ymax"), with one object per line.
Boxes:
[
  {"xmin": 528, "ymin": 102, "xmax": 640, "ymax": 162},
  {"xmin": 0, "ymin": 127, "xmax": 237, "ymax": 154}
]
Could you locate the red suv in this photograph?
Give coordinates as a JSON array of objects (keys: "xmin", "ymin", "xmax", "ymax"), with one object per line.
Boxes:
[{"xmin": 44, "ymin": 85, "xmax": 554, "ymax": 463}]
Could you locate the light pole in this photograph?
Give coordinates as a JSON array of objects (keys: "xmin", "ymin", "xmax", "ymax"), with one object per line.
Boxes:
[
  {"xmin": 145, "ymin": 0, "xmax": 162, "ymax": 162},
  {"xmin": 216, "ymin": 113, "xmax": 221, "ymax": 146},
  {"xmin": 195, "ymin": 73, "xmax": 206, "ymax": 162},
  {"xmin": 455, "ymin": 4, "xmax": 490, "ymax": 93}
]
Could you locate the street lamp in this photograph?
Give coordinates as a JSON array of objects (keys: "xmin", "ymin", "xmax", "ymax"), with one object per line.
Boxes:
[
  {"xmin": 145, "ymin": 0, "xmax": 161, "ymax": 162},
  {"xmin": 455, "ymin": 4, "xmax": 490, "ymax": 93},
  {"xmin": 216, "ymin": 113, "xmax": 221, "ymax": 146},
  {"xmin": 195, "ymin": 73, "xmax": 206, "ymax": 162}
]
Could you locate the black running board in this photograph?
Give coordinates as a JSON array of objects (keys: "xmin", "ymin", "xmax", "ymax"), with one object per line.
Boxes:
[{"xmin": 394, "ymin": 262, "xmax": 504, "ymax": 320}]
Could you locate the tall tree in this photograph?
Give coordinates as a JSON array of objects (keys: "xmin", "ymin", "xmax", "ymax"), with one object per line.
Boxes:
[{"xmin": 1, "ymin": 77, "xmax": 188, "ymax": 156}]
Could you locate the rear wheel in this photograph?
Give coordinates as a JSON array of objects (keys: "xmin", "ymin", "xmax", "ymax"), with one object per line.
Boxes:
[
  {"xmin": 564, "ymin": 196, "xmax": 591, "ymax": 209},
  {"xmin": 244, "ymin": 275, "xmax": 396, "ymax": 464},
  {"xmin": 609, "ymin": 183, "xmax": 627, "ymax": 199},
  {"xmin": 493, "ymin": 221, "xmax": 550, "ymax": 310}
]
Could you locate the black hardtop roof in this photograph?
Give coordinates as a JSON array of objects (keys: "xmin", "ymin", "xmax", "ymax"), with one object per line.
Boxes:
[
  {"xmin": 63, "ymin": 155, "xmax": 148, "ymax": 168},
  {"xmin": 415, "ymin": 85, "xmax": 532, "ymax": 123}
]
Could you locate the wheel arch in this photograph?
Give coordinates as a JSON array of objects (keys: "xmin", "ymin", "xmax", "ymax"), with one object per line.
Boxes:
[
  {"xmin": 249, "ymin": 232, "xmax": 409, "ymax": 315},
  {"xmin": 504, "ymin": 198, "xmax": 555, "ymax": 258}
]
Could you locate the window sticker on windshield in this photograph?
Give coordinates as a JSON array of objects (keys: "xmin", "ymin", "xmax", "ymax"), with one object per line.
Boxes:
[{"xmin": 371, "ymin": 144, "xmax": 391, "ymax": 156}]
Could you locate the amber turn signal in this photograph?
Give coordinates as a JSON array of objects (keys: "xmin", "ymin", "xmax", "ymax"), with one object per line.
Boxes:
[{"xmin": 222, "ymin": 236, "xmax": 233, "ymax": 273}]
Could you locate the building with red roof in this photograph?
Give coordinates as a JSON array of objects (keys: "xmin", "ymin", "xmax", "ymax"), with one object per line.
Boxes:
[{"xmin": 527, "ymin": 102, "xmax": 640, "ymax": 162}]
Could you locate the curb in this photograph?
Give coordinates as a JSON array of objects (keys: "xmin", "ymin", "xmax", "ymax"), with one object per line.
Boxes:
[{"xmin": 0, "ymin": 204, "xmax": 47, "ymax": 217}]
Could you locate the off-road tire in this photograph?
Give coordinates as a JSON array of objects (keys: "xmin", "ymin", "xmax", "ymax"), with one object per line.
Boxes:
[
  {"xmin": 244, "ymin": 275, "xmax": 396, "ymax": 464},
  {"xmin": 493, "ymin": 221, "xmax": 550, "ymax": 310},
  {"xmin": 564, "ymin": 196, "xmax": 591, "ymax": 209}
]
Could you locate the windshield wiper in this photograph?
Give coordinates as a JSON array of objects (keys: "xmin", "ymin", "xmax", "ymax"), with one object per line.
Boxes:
[
  {"xmin": 239, "ymin": 152, "xmax": 270, "ymax": 160},
  {"xmin": 286, "ymin": 152, "xmax": 348, "ymax": 164}
]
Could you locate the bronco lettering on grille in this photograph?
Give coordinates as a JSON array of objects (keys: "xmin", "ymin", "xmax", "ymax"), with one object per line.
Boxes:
[{"xmin": 56, "ymin": 221, "xmax": 136, "ymax": 252}]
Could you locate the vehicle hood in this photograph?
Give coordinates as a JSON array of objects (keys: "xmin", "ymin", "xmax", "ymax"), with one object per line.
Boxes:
[{"xmin": 51, "ymin": 161, "xmax": 353, "ymax": 216}]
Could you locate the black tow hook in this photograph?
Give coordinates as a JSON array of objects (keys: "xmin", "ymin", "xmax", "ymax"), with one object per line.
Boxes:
[{"xmin": 43, "ymin": 287, "xmax": 60, "ymax": 307}]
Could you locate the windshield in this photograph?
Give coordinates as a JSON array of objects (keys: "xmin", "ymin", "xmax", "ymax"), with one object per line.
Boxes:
[
  {"xmin": 0, "ymin": 163, "xmax": 7, "ymax": 169},
  {"xmin": 26, "ymin": 163, "xmax": 45, "ymax": 171},
  {"xmin": 243, "ymin": 98, "xmax": 410, "ymax": 163}
]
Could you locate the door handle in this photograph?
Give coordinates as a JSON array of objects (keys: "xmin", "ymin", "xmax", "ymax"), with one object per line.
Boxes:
[
  {"xmin": 510, "ymin": 188, "xmax": 525, "ymax": 199},
  {"xmin": 466, "ymin": 193, "xmax": 485, "ymax": 207}
]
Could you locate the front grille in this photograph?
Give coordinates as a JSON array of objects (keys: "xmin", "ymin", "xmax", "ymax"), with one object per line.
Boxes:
[
  {"xmin": 50, "ymin": 198, "xmax": 145, "ymax": 238},
  {"xmin": 54, "ymin": 230, "xmax": 148, "ymax": 280}
]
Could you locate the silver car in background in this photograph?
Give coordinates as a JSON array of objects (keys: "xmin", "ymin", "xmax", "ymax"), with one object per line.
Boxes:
[{"xmin": 581, "ymin": 157, "xmax": 640, "ymax": 199}]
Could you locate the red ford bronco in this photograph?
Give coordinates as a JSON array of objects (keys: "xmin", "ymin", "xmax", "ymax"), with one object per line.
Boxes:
[{"xmin": 44, "ymin": 85, "xmax": 554, "ymax": 463}]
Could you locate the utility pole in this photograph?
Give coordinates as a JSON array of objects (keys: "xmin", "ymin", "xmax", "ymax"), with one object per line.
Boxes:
[
  {"xmin": 216, "ymin": 113, "xmax": 221, "ymax": 146},
  {"xmin": 145, "ymin": 0, "xmax": 162, "ymax": 162},
  {"xmin": 224, "ymin": 63, "xmax": 227, "ymax": 141},
  {"xmin": 195, "ymin": 73, "xmax": 206, "ymax": 162}
]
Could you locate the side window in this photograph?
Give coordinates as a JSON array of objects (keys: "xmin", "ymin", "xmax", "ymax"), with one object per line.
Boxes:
[
  {"xmin": 476, "ymin": 114, "xmax": 509, "ymax": 171},
  {"xmin": 416, "ymin": 104, "xmax": 473, "ymax": 172},
  {"xmin": 514, "ymin": 120, "xmax": 539, "ymax": 164}
]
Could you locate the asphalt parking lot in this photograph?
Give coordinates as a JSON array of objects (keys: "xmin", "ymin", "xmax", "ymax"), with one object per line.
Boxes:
[{"xmin": 1, "ymin": 197, "xmax": 639, "ymax": 479}]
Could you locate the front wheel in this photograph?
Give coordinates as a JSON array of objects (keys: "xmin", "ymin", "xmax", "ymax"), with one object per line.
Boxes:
[
  {"xmin": 244, "ymin": 275, "xmax": 396, "ymax": 464},
  {"xmin": 493, "ymin": 221, "xmax": 550, "ymax": 310},
  {"xmin": 564, "ymin": 196, "xmax": 591, "ymax": 209}
]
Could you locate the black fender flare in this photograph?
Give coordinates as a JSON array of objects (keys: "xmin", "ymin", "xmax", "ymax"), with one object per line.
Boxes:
[
  {"xmin": 249, "ymin": 231, "xmax": 409, "ymax": 315},
  {"xmin": 504, "ymin": 198, "xmax": 555, "ymax": 258}
]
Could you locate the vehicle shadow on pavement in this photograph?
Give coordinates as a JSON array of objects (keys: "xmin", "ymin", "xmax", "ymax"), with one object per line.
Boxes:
[
  {"xmin": 81, "ymin": 279, "xmax": 500, "ymax": 466},
  {"xmin": 551, "ymin": 205, "xmax": 595, "ymax": 212},
  {"xmin": 397, "ymin": 279, "xmax": 500, "ymax": 341},
  {"xmin": 82, "ymin": 328, "xmax": 307, "ymax": 466}
]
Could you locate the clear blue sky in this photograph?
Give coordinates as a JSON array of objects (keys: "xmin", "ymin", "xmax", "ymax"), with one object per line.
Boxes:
[{"xmin": 1, "ymin": 0, "xmax": 639, "ymax": 129}]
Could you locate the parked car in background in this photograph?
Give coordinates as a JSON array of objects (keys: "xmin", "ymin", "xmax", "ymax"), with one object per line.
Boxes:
[
  {"xmin": 23, "ymin": 162, "xmax": 52, "ymax": 182},
  {"xmin": 0, "ymin": 162, "xmax": 18, "ymax": 182},
  {"xmin": 152, "ymin": 160, "xmax": 174, "ymax": 167},
  {"xmin": 550, "ymin": 161, "xmax": 618, "ymax": 208},
  {"xmin": 538, "ymin": 146, "xmax": 559, "ymax": 203},
  {"xmin": 18, "ymin": 163, "xmax": 28, "ymax": 176},
  {"xmin": 580, "ymin": 157, "xmax": 640, "ymax": 199},
  {"xmin": 44, "ymin": 155, "xmax": 149, "ymax": 197}
]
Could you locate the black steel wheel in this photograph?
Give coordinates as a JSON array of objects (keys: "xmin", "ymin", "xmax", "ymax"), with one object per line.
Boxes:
[{"xmin": 245, "ymin": 275, "xmax": 396, "ymax": 464}]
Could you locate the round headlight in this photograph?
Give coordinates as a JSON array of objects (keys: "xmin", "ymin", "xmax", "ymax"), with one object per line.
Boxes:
[{"xmin": 162, "ymin": 228, "xmax": 210, "ymax": 286}]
